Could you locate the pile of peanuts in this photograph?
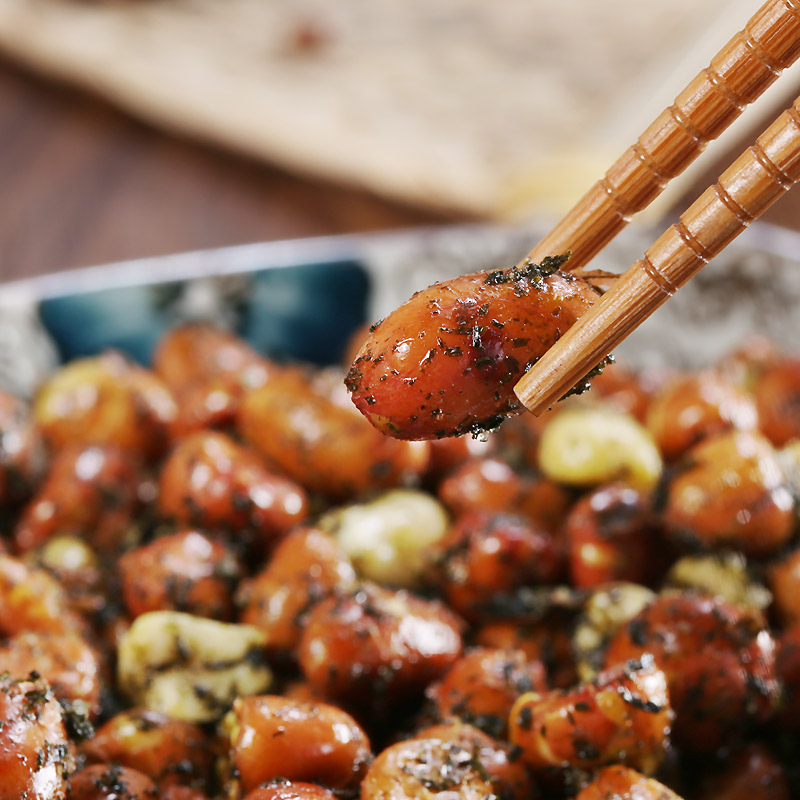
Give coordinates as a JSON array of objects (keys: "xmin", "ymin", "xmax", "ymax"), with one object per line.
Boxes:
[{"xmin": 1, "ymin": 323, "xmax": 800, "ymax": 800}]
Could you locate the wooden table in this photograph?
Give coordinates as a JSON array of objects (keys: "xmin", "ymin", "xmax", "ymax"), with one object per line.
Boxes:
[
  {"xmin": 0, "ymin": 58, "xmax": 797, "ymax": 285},
  {"xmin": 0, "ymin": 60, "xmax": 452, "ymax": 283}
]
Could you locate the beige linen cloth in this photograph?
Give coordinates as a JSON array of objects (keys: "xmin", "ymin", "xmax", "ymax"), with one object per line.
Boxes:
[{"xmin": 0, "ymin": 0, "xmax": 790, "ymax": 218}]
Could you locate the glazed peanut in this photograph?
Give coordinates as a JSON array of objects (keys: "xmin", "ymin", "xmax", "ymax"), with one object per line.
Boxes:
[
  {"xmin": 119, "ymin": 530, "xmax": 239, "ymax": 620},
  {"xmin": 0, "ymin": 631, "xmax": 102, "ymax": 718},
  {"xmin": 81, "ymin": 708, "xmax": 213, "ymax": 788},
  {"xmin": 509, "ymin": 656, "xmax": 671, "ymax": 774},
  {"xmin": 605, "ymin": 592, "xmax": 779, "ymax": 750},
  {"xmin": 411, "ymin": 722, "xmax": 533, "ymax": 800},
  {"xmin": 224, "ymin": 696, "xmax": 371, "ymax": 794},
  {"xmin": 775, "ymin": 625, "xmax": 800, "ymax": 730},
  {"xmin": 4, "ymin": 322, "xmax": 800, "ymax": 799},
  {"xmin": 431, "ymin": 510, "xmax": 560, "ymax": 621},
  {"xmin": 158, "ymin": 431, "xmax": 308, "ymax": 551},
  {"xmin": 239, "ymin": 370, "xmax": 428, "ymax": 498},
  {"xmin": 0, "ymin": 553, "xmax": 86, "ymax": 635},
  {"xmin": 664, "ymin": 431, "xmax": 795, "ymax": 556},
  {"xmin": 66, "ymin": 764, "xmax": 158, "ymax": 799},
  {"xmin": 752, "ymin": 356, "xmax": 800, "ymax": 447},
  {"xmin": 238, "ymin": 527, "xmax": 357, "ymax": 657},
  {"xmin": 154, "ymin": 323, "xmax": 273, "ymax": 434},
  {"xmin": 587, "ymin": 360, "xmax": 656, "ymax": 421},
  {"xmin": 424, "ymin": 434, "xmax": 494, "ymax": 481},
  {"xmin": 347, "ymin": 258, "xmax": 598, "ymax": 439},
  {"xmin": 476, "ymin": 618, "xmax": 579, "ymax": 689},
  {"xmin": 241, "ymin": 784, "xmax": 338, "ymax": 800},
  {"xmin": 437, "ymin": 456, "xmax": 571, "ymax": 533},
  {"xmin": 426, "ymin": 647, "xmax": 547, "ymax": 738},
  {"xmin": 768, "ymin": 549, "xmax": 800, "ymax": 627},
  {"xmin": 298, "ymin": 583, "xmax": 463, "ymax": 712},
  {"xmin": 0, "ymin": 388, "xmax": 44, "ymax": 507},
  {"xmin": 576, "ymin": 766, "xmax": 683, "ymax": 800},
  {"xmin": 564, "ymin": 484, "xmax": 658, "ymax": 589},
  {"xmin": 34, "ymin": 351, "xmax": 176, "ymax": 460},
  {"xmin": 360, "ymin": 736, "xmax": 501, "ymax": 800},
  {"xmin": 14, "ymin": 444, "xmax": 141, "ymax": 554},
  {"xmin": 695, "ymin": 743, "xmax": 790, "ymax": 800},
  {"xmin": 0, "ymin": 673, "xmax": 75, "ymax": 800},
  {"xmin": 646, "ymin": 371, "xmax": 759, "ymax": 461}
]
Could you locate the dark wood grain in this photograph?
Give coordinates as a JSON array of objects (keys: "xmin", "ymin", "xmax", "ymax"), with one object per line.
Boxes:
[{"xmin": 0, "ymin": 60, "xmax": 455, "ymax": 283}]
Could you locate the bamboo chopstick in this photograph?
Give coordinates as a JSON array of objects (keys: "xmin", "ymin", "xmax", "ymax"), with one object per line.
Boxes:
[
  {"xmin": 523, "ymin": 0, "xmax": 800, "ymax": 272},
  {"xmin": 514, "ymin": 95, "xmax": 800, "ymax": 416}
]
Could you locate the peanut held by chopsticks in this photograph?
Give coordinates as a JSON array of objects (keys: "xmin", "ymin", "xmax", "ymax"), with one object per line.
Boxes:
[{"xmin": 346, "ymin": 256, "xmax": 599, "ymax": 440}]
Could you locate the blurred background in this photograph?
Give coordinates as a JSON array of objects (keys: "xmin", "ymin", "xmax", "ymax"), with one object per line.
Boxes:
[{"xmin": 0, "ymin": 0, "xmax": 799, "ymax": 283}]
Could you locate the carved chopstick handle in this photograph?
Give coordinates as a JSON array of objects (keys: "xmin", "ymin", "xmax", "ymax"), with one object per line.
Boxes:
[
  {"xmin": 525, "ymin": 0, "xmax": 800, "ymax": 270},
  {"xmin": 515, "ymin": 95, "xmax": 800, "ymax": 415}
]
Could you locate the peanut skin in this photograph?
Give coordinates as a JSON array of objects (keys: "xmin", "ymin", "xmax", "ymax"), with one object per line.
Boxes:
[{"xmin": 346, "ymin": 260, "xmax": 598, "ymax": 440}]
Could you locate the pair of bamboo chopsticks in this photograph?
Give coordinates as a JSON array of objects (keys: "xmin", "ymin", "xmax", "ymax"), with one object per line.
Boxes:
[{"xmin": 513, "ymin": 0, "xmax": 800, "ymax": 415}]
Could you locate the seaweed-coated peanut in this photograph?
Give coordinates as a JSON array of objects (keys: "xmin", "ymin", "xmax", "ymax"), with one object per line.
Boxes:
[
  {"xmin": 438, "ymin": 457, "xmax": 528, "ymax": 515},
  {"xmin": 119, "ymin": 530, "xmax": 239, "ymax": 620},
  {"xmin": 476, "ymin": 618, "xmax": 578, "ymax": 690},
  {"xmin": 360, "ymin": 736, "xmax": 502, "ymax": 800},
  {"xmin": 0, "ymin": 673, "xmax": 74, "ymax": 800},
  {"xmin": 768, "ymin": 548, "xmax": 800, "ymax": 627},
  {"xmin": 298, "ymin": 583, "xmax": 463, "ymax": 711},
  {"xmin": 431, "ymin": 510, "xmax": 560, "ymax": 622},
  {"xmin": 154, "ymin": 324, "xmax": 272, "ymax": 394},
  {"xmin": 538, "ymin": 406, "xmax": 662, "ymax": 490},
  {"xmin": 437, "ymin": 457, "xmax": 572, "ymax": 534},
  {"xmin": 0, "ymin": 553, "xmax": 86, "ymax": 636},
  {"xmin": 664, "ymin": 431, "xmax": 795, "ymax": 556},
  {"xmin": 14, "ymin": 444, "xmax": 141, "ymax": 554},
  {"xmin": 0, "ymin": 388, "xmax": 44, "ymax": 506},
  {"xmin": 37, "ymin": 536, "xmax": 105, "ymax": 619},
  {"xmin": 753, "ymin": 357, "xmax": 800, "ymax": 446},
  {"xmin": 605, "ymin": 592, "xmax": 778, "ymax": 750},
  {"xmin": 239, "ymin": 370, "xmax": 428, "ymax": 498},
  {"xmin": 576, "ymin": 766, "xmax": 683, "ymax": 800},
  {"xmin": 717, "ymin": 336, "xmax": 779, "ymax": 387},
  {"xmin": 775, "ymin": 625, "xmax": 800, "ymax": 728},
  {"xmin": 347, "ymin": 260, "xmax": 598, "ymax": 440},
  {"xmin": 694, "ymin": 743, "xmax": 790, "ymax": 800},
  {"xmin": 223, "ymin": 696, "xmax": 371, "ymax": 795},
  {"xmin": 565, "ymin": 483, "xmax": 657, "ymax": 589},
  {"xmin": 153, "ymin": 323, "xmax": 273, "ymax": 434},
  {"xmin": 587, "ymin": 361, "xmax": 656, "ymax": 422},
  {"xmin": 509, "ymin": 656, "xmax": 671, "ymax": 774},
  {"xmin": 158, "ymin": 431, "xmax": 308, "ymax": 550},
  {"xmin": 34, "ymin": 351, "xmax": 176, "ymax": 460},
  {"xmin": 161, "ymin": 789, "xmax": 212, "ymax": 800},
  {"xmin": 410, "ymin": 722, "xmax": 534, "ymax": 800},
  {"xmin": 242, "ymin": 784, "xmax": 338, "ymax": 800},
  {"xmin": 238, "ymin": 527, "xmax": 356, "ymax": 656},
  {"xmin": 646, "ymin": 371, "xmax": 759, "ymax": 461},
  {"xmin": 66, "ymin": 764, "xmax": 158, "ymax": 799},
  {"xmin": 426, "ymin": 647, "xmax": 547, "ymax": 738},
  {"xmin": 81, "ymin": 708, "xmax": 213, "ymax": 788},
  {"xmin": 0, "ymin": 630, "xmax": 102, "ymax": 718},
  {"xmin": 425, "ymin": 434, "xmax": 494, "ymax": 481}
]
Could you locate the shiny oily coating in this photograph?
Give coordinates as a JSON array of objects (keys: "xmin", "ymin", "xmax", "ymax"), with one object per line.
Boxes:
[{"xmin": 347, "ymin": 256, "xmax": 599, "ymax": 440}]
